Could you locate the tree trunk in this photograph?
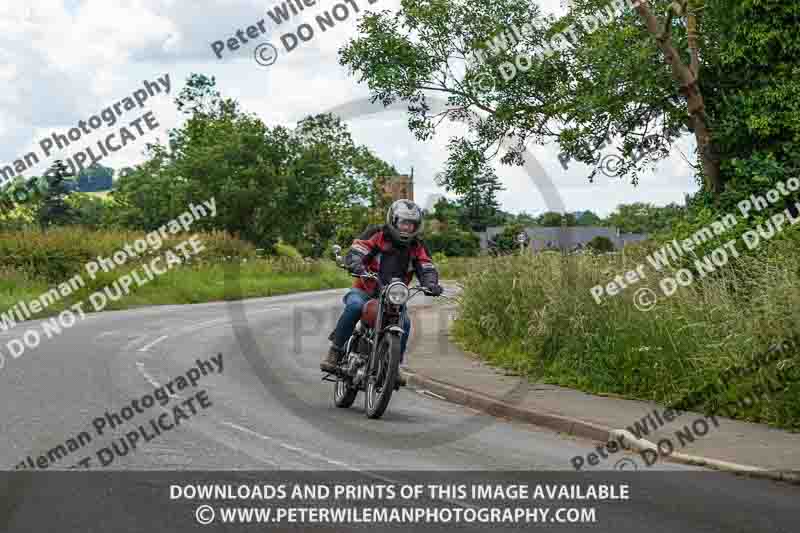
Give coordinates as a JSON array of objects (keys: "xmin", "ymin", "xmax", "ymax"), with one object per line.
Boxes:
[{"xmin": 633, "ymin": 0, "xmax": 723, "ymax": 197}]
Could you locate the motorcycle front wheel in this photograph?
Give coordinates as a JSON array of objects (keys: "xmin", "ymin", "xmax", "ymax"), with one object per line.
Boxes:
[{"xmin": 364, "ymin": 333, "xmax": 401, "ymax": 419}]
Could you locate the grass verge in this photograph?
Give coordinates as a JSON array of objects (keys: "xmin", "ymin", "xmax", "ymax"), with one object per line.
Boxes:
[
  {"xmin": 0, "ymin": 228, "xmax": 352, "ymax": 321},
  {"xmin": 451, "ymin": 230, "xmax": 800, "ymax": 431}
]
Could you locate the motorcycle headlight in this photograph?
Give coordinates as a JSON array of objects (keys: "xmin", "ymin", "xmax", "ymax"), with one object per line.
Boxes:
[{"xmin": 386, "ymin": 283, "xmax": 409, "ymax": 305}]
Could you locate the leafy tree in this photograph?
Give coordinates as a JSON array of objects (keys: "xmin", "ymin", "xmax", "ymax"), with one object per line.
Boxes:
[
  {"xmin": 431, "ymin": 197, "xmax": 462, "ymax": 228},
  {"xmin": 606, "ymin": 202, "xmax": 684, "ymax": 234},
  {"xmin": 290, "ymin": 113, "xmax": 396, "ymax": 254},
  {"xmin": 537, "ymin": 212, "xmax": 577, "ymax": 226},
  {"xmin": 435, "ymin": 139, "xmax": 504, "ymax": 231},
  {"xmin": 37, "ymin": 160, "xmax": 76, "ymax": 229},
  {"xmin": 575, "ymin": 210, "xmax": 602, "ymax": 225},
  {"xmin": 339, "ymin": 0, "xmax": 800, "ymax": 204},
  {"xmin": 514, "ymin": 211, "xmax": 538, "ymax": 225},
  {"xmin": 113, "ymin": 74, "xmax": 396, "ymax": 255}
]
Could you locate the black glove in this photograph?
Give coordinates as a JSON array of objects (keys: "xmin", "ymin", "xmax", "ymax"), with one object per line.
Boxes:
[
  {"xmin": 350, "ymin": 264, "xmax": 367, "ymax": 277},
  {"xmin": 426, "ymin": 284, "xmax": 443, "ymax": 296}
]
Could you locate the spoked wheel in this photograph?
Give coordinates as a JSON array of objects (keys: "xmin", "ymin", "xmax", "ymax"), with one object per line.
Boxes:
[
  {"xmin": 333, "ymin": 337, "xmax": 358, "ymax": 408},
  {"xmin": 365, "ymin": 334, "xmax": 401, "ymax": 419}
]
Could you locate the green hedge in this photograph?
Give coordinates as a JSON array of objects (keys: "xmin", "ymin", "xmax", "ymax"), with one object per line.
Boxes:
[{"xmin": 425, "ymin": 228, "xmax": 480, "ymax": 257}]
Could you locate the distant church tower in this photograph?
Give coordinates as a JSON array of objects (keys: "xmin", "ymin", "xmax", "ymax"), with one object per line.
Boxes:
[{"xmin": 380, "ymin": 168, "xmax": 414, "ymax": 201}]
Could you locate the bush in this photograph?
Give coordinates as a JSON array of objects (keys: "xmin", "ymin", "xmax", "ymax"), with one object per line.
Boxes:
[
  {"xmin": 65, "ymin": 193, "xmax": 115, "ymax": 229},
  {"xmin": 587, "ymin": 236, "xmax": 614, "ymax": 253},
  {"xmin": 489, "ymin": 223, "xmax": 526, "ymax": 254},
  {"xmin": 273, "ymin": 240, "xmax": 304, "ymax": 260},
  {"xmin": 0, "ymin": 227, "xmax": 255, "ymax": 283},
  {"xmin": 425, "ymin": 228, "xmax": 480, "ymax": 256}
]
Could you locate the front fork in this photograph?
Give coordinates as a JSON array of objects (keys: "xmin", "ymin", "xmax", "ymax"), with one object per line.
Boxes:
[{"xmin": 367, "ymin": 302, "xmax": 407, "ymax": 382}]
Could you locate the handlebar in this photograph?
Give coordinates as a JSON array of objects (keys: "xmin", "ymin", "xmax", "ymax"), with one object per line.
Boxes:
[
  {"xmin": 339, "ymin": 254, "xmax": 453, "ymax": 299},
  {"xmin": 349, "ymin": 271, "xmax": 443, "ymax": 298}
]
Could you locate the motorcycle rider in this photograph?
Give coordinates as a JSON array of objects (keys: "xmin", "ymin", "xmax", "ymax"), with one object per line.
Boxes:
[{"xmin": 320, "ymin": 200, "xmax": 443, "ymax": 378}]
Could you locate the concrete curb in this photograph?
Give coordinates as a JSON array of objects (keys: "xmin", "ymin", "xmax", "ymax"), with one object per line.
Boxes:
[
  {"xmin": 399, "ymin": 370, "xmax": 800, "ymax": 485},
  {"xmin": 608, "ymin": 429, "xmax": 800, "ymax": 484},
  {"xmin": 400, "ymin": 369, "xmax": 611, "ymax": 443}
]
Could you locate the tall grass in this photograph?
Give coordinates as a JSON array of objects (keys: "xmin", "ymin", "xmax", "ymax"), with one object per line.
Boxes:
[
  {"xmin": 436, "ymin": 255, "xmax": 498, "ymax": 280},
  {"xmin": 452, "ymin": 228, "xmax": 800, "ymax": 430}
]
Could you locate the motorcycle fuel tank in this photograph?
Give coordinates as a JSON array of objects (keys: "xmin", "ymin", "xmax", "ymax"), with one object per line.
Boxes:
[{"xmin": 360, "ymin": 299, "xmax": 379, "ymax": 327}]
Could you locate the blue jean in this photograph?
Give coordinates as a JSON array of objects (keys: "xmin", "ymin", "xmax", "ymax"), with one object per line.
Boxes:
[{"xmin": 332, "ymin": 288, "xmax": 411, "ymax": 361}]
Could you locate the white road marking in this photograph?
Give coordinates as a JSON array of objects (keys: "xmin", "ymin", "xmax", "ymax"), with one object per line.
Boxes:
[
  {"xmin": 222, "ymin": 421, "xmax": 354, "ymax": 470},
  {"xmin": 135, "ymin": 361, "xmax": 180, "ymax": 399},
  {"xmin": 222, "ymin": 421, "xmax": 477, "ymax": 509},
  {"xmin": 173, "ymin": 306, "xmax": 284, "ymax": 335},
  {"xmin": 138, "ymin": 335, "xmax": 168, "ymax": 352}
]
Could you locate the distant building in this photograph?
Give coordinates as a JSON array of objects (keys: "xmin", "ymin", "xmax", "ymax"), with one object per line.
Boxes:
[
  {"xmin": 480, "ymin": 225, "xmax": 648, "ymax": 252},
  {"xmin": 65, "ymin": 163, "xmax": 114, "ymax": 193},
  {"xmin": 380, "ymin": 172, "xmax": 414, "ymax": 202}
]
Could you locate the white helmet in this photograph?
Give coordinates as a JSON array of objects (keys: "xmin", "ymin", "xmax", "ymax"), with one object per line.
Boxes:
[{"xmin": 385, "ymin": 199, "xmax": 423, "ymax": 244}]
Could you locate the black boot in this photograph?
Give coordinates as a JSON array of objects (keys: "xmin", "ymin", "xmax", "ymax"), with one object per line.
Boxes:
[{"xmin": 320, "ymin": 345, "xmax": 343, "ymax": 373}]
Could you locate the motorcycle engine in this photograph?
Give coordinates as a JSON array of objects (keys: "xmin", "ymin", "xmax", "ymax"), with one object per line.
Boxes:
[{"xmin": 346, "ymin": 353, "xmax": 362, "ymax": 375}]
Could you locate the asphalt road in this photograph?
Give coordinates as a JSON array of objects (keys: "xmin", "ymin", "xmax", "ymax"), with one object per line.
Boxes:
[{"xmin": 0, "ymin": 288, "xmax": 796, "ymax": 532}]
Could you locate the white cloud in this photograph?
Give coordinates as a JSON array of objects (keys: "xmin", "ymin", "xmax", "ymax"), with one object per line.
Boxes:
[{"xmin": 1, "ymin": 0, "xmax": 697, "ymax": 216}]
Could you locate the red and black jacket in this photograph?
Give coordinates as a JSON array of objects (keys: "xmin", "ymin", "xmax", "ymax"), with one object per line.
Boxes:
[{"xmin": 344, "ymin": 225, "xmax": 439, "ymax": 296}]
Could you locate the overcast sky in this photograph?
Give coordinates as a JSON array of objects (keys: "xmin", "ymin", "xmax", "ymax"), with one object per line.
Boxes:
[{"xmin": 0, "ymin": 0, "xmax": 699, "ymax": 217}]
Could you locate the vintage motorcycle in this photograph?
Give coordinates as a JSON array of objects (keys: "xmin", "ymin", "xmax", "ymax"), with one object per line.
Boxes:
[{"xmin": 324, "ymin": 245, "xmax": 439, "ymax": 419}]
